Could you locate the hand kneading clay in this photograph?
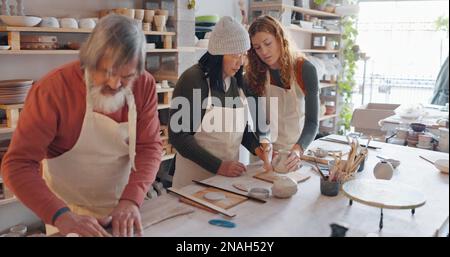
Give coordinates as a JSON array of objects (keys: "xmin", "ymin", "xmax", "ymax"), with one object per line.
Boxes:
[{"xmin": 271, "ymin": 177, "xmax": 298, "ymax": 198}]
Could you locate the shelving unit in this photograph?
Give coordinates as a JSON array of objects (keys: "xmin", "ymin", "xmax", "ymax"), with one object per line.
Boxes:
[
  {"xmin": 143, "ymin": 0, "xmax": 196, "ymax": 164},
  {"xmin": 0, "ymin": 1, "xmax": 197, "ymax": 204},
  {"xmin": 288, "ymin": 25, "xmax": 341, "ymax": 35},
  {"xmin": 250, "ymin": 0, "xmax": 343, "ymax": 135},
  {"xmin": 0, "ymin": 26, "xmax": 176, "ymax": 51},
  {"xmin": 250, "ymin": 2, "xmax": 341, "ymax": 18},
  {"xmin": 0, "ymin": 49, "xmax": 185, "ymax": 55}
]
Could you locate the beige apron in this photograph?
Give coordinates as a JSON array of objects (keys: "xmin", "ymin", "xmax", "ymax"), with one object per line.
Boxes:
[
  {"xmin": 43, "ymin": 71, "xmax": 137, "ymax": 234},
  {"xmin": 265, "ymin": 71, "xmax": 305, "ymax": 152},
  {"xmin": 172, "ymin": 80, "xmax": 250, "ymax": 188}
]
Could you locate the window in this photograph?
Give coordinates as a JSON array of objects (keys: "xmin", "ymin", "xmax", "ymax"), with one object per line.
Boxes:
[{"xmin": 353, "ymin": 0, "xmax": 449, "ymax": 106}]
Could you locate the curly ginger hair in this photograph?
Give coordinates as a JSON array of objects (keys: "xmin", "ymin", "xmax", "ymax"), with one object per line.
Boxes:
[{"xmin": 245, "ymin": 15, "xmax": 304, "ymax": 96}]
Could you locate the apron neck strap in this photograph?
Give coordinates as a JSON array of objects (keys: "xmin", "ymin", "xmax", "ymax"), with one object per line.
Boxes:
[{"xmin": 84, "ymin": 69, "xmax": 94, "ymax": 112}]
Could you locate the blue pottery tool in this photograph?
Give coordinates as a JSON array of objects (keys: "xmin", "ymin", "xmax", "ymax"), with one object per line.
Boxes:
[{"xmin": 208, "ymin": 219, "xmax": 236, "ymax": 228}]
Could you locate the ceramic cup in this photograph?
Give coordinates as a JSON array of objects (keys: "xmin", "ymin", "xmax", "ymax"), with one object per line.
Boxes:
[
  {"xmin": 154, "ymin": 15, "xmax": 166, "ymax": 31},
  {"xmin": 134, "ymin": 9, "xmax": 144, "ymax": 21},
  {"xmin": 78, "ymin": 18, "xmax": 96, "ymax": 29},
  {"xmin": 40, "ymin": 17, "xmax": 59, "ymax": 28},
  {"xmin": 418, "ymin": 134, "xmax": 432, "ymax": 144},
  {"xmin": 143, "ymin": 22, "xmax": 151, "ymax": 31},
  {"xmin": 60, "ymin": 18, "xmax": 78, "ymax": 29},
  {"xmin": 113, "ymin": 8, "xmax": 127, "ymax": 16},
  {"xmin": 99, "ymin": 9, "xmax": 111, "ymax": 18},
  {"xmin": 115, "ymin": 8, "xmax": 135, "ymax": 19},
  {"xmin": 144, "ymin": 9, "xmax": 155, "ymax": 23},
  {"xmin": 156, "ymin": 9, "xmax": 169, "ymax": 16},
  {"xmin": 161, "ymin": 80, "xmax": 169, "ymax": 88},
  {"xmin": 396, "ymin": 128, "xmax": 409, "ymax": 140}
]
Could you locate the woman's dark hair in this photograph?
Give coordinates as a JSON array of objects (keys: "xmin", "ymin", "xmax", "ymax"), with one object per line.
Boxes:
[{"xmin": 199, "ymin": 52, "xmax": 244, "ymax": 92}]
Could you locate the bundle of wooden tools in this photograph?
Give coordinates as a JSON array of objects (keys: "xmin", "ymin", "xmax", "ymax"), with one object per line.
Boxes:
[{"xmin": 327, "ymin": 137, "xmax": 371, "ymax": 182}]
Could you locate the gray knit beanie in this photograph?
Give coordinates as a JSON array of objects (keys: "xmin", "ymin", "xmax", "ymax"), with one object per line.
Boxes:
[{"xmin": 207, "ymin": 16, "xmax": 250, "ymax": 55}]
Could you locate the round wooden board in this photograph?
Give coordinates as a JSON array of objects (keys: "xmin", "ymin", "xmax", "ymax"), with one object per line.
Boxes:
[{"xmin": 342, "ymin": 179, "xmax": 426, "ymax": 210}]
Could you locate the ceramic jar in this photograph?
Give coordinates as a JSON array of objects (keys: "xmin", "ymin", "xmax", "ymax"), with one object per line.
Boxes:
[{"xmin": 373, "ymin": 160, "xmax": 394, "ymax": 180}]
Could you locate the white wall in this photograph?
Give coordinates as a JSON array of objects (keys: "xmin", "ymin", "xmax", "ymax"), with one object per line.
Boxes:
[{"xmin": 195, "ymin": 0, "xmax": 245, "ymax": 20}]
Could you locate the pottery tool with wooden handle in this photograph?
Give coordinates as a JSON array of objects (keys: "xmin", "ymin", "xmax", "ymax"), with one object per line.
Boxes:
[{"xmin": 300, "ymin": 154, "xmax": 329, "ymax": 165}]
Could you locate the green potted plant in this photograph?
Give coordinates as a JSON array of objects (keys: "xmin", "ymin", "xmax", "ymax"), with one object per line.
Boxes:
[
  {"xmin": 337, "ymin": 12, "xmax": 359, "ymax": 135},
  {"xmin": 311, "ymin": 0, "xmax": 328, "ymax": 11}
]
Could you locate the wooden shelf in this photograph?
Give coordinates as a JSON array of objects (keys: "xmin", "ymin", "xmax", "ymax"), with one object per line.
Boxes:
[
  {"xmin": 300, "ymin": 49, "xmax": 339, "ymax": 54},
  {"xmin": 251, "ymin": 3, "xmax": 341, "ymax": 18},
  {"xmin": 0, "ymin": 197, "xmax": 18, "ymax": 207},
  {"xmin": 0, "ymin": 50, "xmax": 79, "ymax": 55},
  {"xmin": 289, "ymin": 25, "xmax": 341, "ymax": 35},
  {"xmin": 157, "ymin": 104, "xmax": 170, "ymax": 110},
  {"xmin": 154, "ymin": 74, "xmax": 179, "ymax": 82},
  {"xmin": 0, "ymin": 49, "xmax": 182, "ymax": 55},
  {"xmin": 0, "ymin": 127, "xmax": 15, "ymax": 135},
  {"xmin": 161, "ymin": 154, "xmax": 175, "ymax": 161},
  {"xmin": 319, "ymin": 114, "xmax": 337, "ymax": 121},
  {"xmin": 321, "ymin": 95, "xmax": 337, "ymax": 100},
  {"xmin": 319, "ymin": 82, "xmax": 337, "ymax": 89},
  {"xmin": 0, "ymin": 26, "xmax": 176, "ymax": 36},
  {"xmin": 156, "ymin": 88, "xmax": 174, "ymax": 93}
]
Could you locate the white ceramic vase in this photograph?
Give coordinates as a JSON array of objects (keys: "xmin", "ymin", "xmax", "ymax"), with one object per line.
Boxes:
[{"xmin": 373, "ymin": 161, "xmax": 394, "ymax": 180}]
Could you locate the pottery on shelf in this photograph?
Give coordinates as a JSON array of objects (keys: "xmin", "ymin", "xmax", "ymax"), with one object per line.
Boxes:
[
  {"xmin": 16, "ymin": 0, "xmax": 24, "ymax": 16},
  {"xmin": 1, "ymin": 0, "xmax": 10, "ymax": 15}
]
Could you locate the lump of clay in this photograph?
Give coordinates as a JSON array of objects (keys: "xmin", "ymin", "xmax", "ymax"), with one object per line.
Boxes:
[{"xmin": 271, "ymin": 177, "xmax": 298, "ymax": 198}]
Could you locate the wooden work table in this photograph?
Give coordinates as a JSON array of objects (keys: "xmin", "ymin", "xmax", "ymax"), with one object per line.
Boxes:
[{"xmin": 147, "ymin": 136, "xmax": 448, "ymax": 236}]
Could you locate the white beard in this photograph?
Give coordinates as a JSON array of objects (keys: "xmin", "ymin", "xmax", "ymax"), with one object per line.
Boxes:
[{"xmin": 89, "ymin": 85, "xmax": 128, "ymax": 114}]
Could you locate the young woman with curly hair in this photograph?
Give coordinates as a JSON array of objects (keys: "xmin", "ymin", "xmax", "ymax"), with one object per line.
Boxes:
[{"xmin": 246, "ymin": 15, "xmax": 320, "ymax": 172}]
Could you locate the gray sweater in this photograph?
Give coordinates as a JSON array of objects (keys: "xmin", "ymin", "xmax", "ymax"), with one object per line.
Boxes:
[{"xmin": 169, "ymin": 64, "xmax": 260, "ymax": 174}]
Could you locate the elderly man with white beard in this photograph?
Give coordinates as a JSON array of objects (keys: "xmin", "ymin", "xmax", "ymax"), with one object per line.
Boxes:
[{"xmin": 1, "ymin": 14, "xmax": 162, "ymax": 237}]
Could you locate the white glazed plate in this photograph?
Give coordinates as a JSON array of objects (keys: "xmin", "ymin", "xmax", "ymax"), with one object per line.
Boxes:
[{"xmin": 0, "ymin": 45, "xmax": 11, "ymax": 50}]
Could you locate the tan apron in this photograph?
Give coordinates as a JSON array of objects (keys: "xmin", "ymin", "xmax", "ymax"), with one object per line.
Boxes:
[
  {"xmin": 43, "ymin": 71, "xmax": 137, "ymax": 234},
  {"xmin": 265, "ymin": 71, "xmax": 305, "ymax": 152},
  {"xmin": 172, "ymin": 80, "xmax": 250, "ymax": 188}
]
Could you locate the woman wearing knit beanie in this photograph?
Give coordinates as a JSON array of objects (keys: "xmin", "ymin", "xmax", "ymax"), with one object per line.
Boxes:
[
  {"xmin": 169, "ymin": 16, "xmax": 271, "ymax": 188},
  {"xmin": 246, "ymin": 15, "xmax": 320, "ymax": 172}
]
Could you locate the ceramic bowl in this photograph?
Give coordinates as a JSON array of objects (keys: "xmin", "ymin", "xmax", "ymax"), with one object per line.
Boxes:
[
  {"xmin": 435, "ymin": 159, "xmax": 449, "ymax": 174},
  {"xmin": 0, "ymin": 15, "xmax": 41, "ymax": 27},
  {"xmin": 410, "ymin": 123, "xmax": 426, "ymax": 132},
  {"xmin": 60, "ymin": 18, "xmax": 78, "ymax": 29},
  {"xmin": 78, "ymin": 18, "xmax": 96, "ymax": 29},
  {"xmin": 40, "ymin": 17, "xmax": 59, "ymax": 28}
]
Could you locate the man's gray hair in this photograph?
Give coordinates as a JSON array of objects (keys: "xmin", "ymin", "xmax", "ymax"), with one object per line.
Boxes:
[{"xmin": 80, "ymin": 14, "xmax": 146, "ymax": 74}]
